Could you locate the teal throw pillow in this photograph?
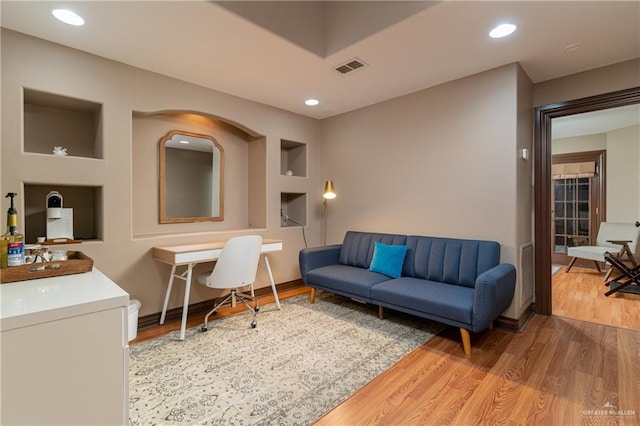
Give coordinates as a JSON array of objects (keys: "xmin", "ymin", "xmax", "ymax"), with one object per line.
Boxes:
[{"xmin": 369, "ymin": 242, "xmax": 408, "ymax": 278}]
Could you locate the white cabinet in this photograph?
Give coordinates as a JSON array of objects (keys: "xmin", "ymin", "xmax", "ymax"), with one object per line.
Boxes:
[{"xmin": 0, "ymin": 268, "xmax": 129, "ymax": 425}]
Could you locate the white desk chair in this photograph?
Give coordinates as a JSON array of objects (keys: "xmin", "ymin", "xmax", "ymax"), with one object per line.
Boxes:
[
  {"xmin": 198, "ymin": 235, "xmax": 263, "ymax": 331},
  {"xmin": 566, "ymin": 222, "xmax": 640, "ymax": 281}
]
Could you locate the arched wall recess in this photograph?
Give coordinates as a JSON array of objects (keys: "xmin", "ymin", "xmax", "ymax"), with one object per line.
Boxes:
[
  {"xmin": 139, "ymin": 110, "xmax": 264, "ymax": 139},
  {"xmin": 131, "ymin": 110, "xmax": 267, "ymax": 237}
]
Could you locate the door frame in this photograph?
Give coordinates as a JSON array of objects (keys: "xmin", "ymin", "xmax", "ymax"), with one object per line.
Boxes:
[{"xmin": 534, "ymin": 86, "xmax": 640, "ymax": 315}]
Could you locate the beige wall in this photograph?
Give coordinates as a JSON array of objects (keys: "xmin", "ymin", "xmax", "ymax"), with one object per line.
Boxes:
[
  {"xmin": 552, "ymin": 125, "xmax": 640, "ymax": 224},
  {"xmin": 515, "ymin": 65, "xmax": 535, "ymax": 314},
  {"xmin": 552, "ymin": 134, "xmax": 607, "ymax": 155},
  {"xmin": 320, "ymin": 63, "xmax": 533, "ymax": 320},
  {"xmin": 1, "ymin": 29, "xmax": 321, "ymax": 316},
  {"xmin": 533, "ymin": 58, "xmax": 640, "ymax": 107},
  {"xmin": 607, "ymin": 125, "xmax": 640, "ymax": 222}
]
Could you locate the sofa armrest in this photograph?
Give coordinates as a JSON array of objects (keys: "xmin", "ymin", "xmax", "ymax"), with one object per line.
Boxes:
[
  {"xmin": 299, "ymin": 245, "xmax": 342, "ymax": 284},
  {"xmin": 471, "ymin": 263, "xmax": 516, "ymax": 332}
]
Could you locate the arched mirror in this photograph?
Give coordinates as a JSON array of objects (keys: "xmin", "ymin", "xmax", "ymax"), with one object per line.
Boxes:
[{"xmin": 159, "ymin": 130, "xmax": 224, "ymax": 223}]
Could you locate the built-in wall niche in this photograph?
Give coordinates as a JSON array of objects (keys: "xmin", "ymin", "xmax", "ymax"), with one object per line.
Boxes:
[
  {"xmin": 281, "ymin": 192, "xmax": 307, "ymax": 227},
  {"xmin": 23, "ymin": 89, "xmax": 103, "ymax": 159},
  {"xmin": 24, "ymin": 184, "xmax": 103, "ymax": 244},
  {"xmin": 280, "ymin": 139, "xmax": 307, "ymax": 177},
  {"xmin": 131, "ymin": 111, "xmax": 267, "ymax": 237}
]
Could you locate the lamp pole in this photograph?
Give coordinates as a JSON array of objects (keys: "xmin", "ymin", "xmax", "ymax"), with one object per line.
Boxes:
[{"xmin": 322, "ymin": 180, "xmax": 336, "ymax": 246}]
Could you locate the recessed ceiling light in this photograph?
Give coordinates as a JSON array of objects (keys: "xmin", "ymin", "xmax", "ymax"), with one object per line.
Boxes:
[
  {"xmin": 489, "ymin": 23, "xmax": 517, "ymax": 39},
  {"xmin": 305, "ymin": 98, "xmax": 319, "ymax": 106},
  {"xmin": 52, "ymin": 9, "xmax": 85, "ymax": 26}
]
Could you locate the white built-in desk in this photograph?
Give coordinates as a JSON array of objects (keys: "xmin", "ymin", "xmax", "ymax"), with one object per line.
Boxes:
[
  {"xmin": 0, "ymin": 268, "xmax": 130, "ymax": 425},
  {"xmin": 153, "ymin": 239, "xmax": 283, "ymax": 340}
]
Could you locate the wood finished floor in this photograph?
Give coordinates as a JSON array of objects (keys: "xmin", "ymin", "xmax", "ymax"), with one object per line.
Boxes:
[
  {"xmin": 133, "ymin": 273, "xmax": 640, "ymax": 425},
  {"xmin": 552, "ymin": 265, "xmax": 640, "ymax": 332}
]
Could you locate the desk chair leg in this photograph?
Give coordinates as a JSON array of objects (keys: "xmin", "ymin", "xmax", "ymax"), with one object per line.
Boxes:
[
  {"xmin": 235, "ymin": 292, "xmax": 258, "ymax": 328},
  {"xmin": 263, "ymin": 255, "xmax": 281, "ymax": 309},
  {"xmin": 201, "ymin": 290, "xmax": 259, "ymax": 331},
  {"xmin": 160, "ymin": 265, "xmax": 177, "ymax": 325},
  {"xmin": 201, "ymin": 293, "xmax": 234, "ymax": 331}
]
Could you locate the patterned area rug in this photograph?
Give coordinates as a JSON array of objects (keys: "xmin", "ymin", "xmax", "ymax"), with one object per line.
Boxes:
[{"xmin": 129, "ymin": 292, "xmax": 443, "ymax": 425}]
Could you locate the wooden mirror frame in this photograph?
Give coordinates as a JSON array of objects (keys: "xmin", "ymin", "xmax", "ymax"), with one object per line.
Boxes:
[
  {"xmin": 159, "ymin": 130, "xmax": 224, "ymax": 223},
  {"xmin": 534, "ymin": 86, "xmax": 640, "ymax": 315}
]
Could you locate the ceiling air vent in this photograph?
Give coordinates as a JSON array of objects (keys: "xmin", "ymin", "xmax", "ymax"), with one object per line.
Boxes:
[{"xmin": 334, "ymin": 58, "xmax": 368, "ymax": 75}]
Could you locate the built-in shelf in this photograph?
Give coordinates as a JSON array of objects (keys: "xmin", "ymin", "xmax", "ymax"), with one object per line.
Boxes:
[
  {"xmin": 280, "ymin": 192, "xmax": 306, "ymax": 227},
  {"xmin": 23, "ymin": 89, "xmax": 103, "ymax": 159},
  {"xmin": 24, "ymin": 184, "xmax": 103, "ymax": 244},
  {"xmin": 280, "ymin": 139, "xmax": 307, "ymax": 177}
]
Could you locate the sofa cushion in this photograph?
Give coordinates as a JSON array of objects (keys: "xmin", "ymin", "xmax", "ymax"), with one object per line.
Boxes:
[
  {"xmin": 371, "ymin": 277, "xmax": 474, "ymax": 325},
  {"xmin": 306, "ymin": 264, "xmax": 391, "ymax": 300},
  {"xmin": 369, "ymin": 242, "xmax": 408, "ymax": 278},
  {"xmin": 339, "ymin": 231, "xmax": 407, "ymax": 268},
  {"xmin": 404, "ymin": 236, "xmax": 500, "ymax": 288}
]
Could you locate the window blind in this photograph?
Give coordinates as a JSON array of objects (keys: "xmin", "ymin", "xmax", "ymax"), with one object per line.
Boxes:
[{"xmin": 551, "ymin": 161, "xmax": 596, "ymax": 179}]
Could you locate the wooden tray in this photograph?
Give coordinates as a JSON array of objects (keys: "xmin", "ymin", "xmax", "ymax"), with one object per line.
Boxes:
[{"xmin": 0, "ymin": 251, "xmax": 94, "ymax": 284}]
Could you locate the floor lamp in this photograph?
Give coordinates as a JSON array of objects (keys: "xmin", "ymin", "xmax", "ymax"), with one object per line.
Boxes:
[{"xmin": 323, "ymin": 180, "xmax": 336, "ymax": 246}]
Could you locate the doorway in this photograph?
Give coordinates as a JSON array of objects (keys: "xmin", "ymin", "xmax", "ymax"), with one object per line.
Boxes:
[
  {"xmin": 551, "ymin": 150, "xmax": 605, "ymax": 266},
  {"xmin": 534, "ymin": 86, "xmax": 640, "ymax": 316}
]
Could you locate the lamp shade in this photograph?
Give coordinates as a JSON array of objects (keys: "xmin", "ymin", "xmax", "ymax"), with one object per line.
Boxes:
[{"xmin": 323, "ymin": 180, "xmax": 336, "ymax": 199}]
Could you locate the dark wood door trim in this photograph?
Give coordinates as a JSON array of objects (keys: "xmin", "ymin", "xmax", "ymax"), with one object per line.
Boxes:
[{"xmin": 534, "ymin": 87, "xmax": 640, "ymax": 315}]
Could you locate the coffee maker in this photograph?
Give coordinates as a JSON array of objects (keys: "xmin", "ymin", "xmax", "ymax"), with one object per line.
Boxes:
[{"xmin": 46, "ymin": 191, "xmax": 74, "ymax": 240}]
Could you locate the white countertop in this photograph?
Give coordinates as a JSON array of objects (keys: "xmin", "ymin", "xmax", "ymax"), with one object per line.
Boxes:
[{"xmin": 0, "ymin": 267, "xmax": 129, "ymax": 332}]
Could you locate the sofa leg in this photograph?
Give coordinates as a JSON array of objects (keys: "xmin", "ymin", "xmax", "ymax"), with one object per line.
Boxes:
[
  {"xmin": 594, "ymin": 260, "xmax": 601, "ymax": 273},
  {"xmin": 566, "ymin": 257, "xmax": 578, "ymax": 272},
  {"xmin": 309, "ymin": 288, "xmax": 316, "ymax": 304},
  {"xmin": 378, "ymin": 306, "xmax": 384, "ymax": 320},
  {"xmin": 460, "ymin": 328, "xmax": 471, "ymax": 356}
]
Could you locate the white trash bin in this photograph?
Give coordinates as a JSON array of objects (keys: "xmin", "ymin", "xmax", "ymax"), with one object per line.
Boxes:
[{"xmin": 128, "ymin": 299, "xmax": 141, "ymax": 342}]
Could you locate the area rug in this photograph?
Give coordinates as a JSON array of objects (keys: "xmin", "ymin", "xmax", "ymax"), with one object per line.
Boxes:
[
  {"xmin": 129, "ymin": 293, "xmax": 443, "ymax": 425},
  {"xmin": 552, "ymin": 266, "xmax": 562, "ymax": 276}
]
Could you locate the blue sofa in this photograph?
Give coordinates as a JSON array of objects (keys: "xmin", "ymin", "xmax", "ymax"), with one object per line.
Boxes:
[{"xmin": 299, "ymin": 231, "xmax": 516, "ymax": 355}]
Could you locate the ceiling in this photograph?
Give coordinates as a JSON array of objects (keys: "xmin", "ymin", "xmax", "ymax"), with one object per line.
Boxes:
[
  {"xmin": 552, "ymin": 104, "xmax": 640, "ymax": 139},
  {"xmin": 1, "ymin": 1, "xmax": 639, "ymax": 119}
]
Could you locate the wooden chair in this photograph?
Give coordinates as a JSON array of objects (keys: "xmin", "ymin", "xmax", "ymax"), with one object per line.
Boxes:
[
  {"xmin": 604, "ymin": 251, "xmax": 640, "ymax": 297},
  {"xmin": 566, "ymin": 222, "xmax": 640, "ymax": 281}
]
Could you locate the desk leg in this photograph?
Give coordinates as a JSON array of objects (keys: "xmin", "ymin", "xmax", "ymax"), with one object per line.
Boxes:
[
  {"xmin": 160, "ymin": 265, "xmax": 177, "ymax": 325},
  {"xmin": 264, "ymin": 254, "xmax": 281, "ymax": 310},
  {"xmin": 179, "ymin": 263, "xmax": 194, "ymax": 341}
]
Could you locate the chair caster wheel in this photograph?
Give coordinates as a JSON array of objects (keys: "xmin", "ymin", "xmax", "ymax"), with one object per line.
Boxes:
[
  {"xmin": 200, "ymin": 327, "xmax": 208, "ymax": 332},
  {"xmin": 251, "ymin": 321, "xmax": 257, "ymax": 328}
]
